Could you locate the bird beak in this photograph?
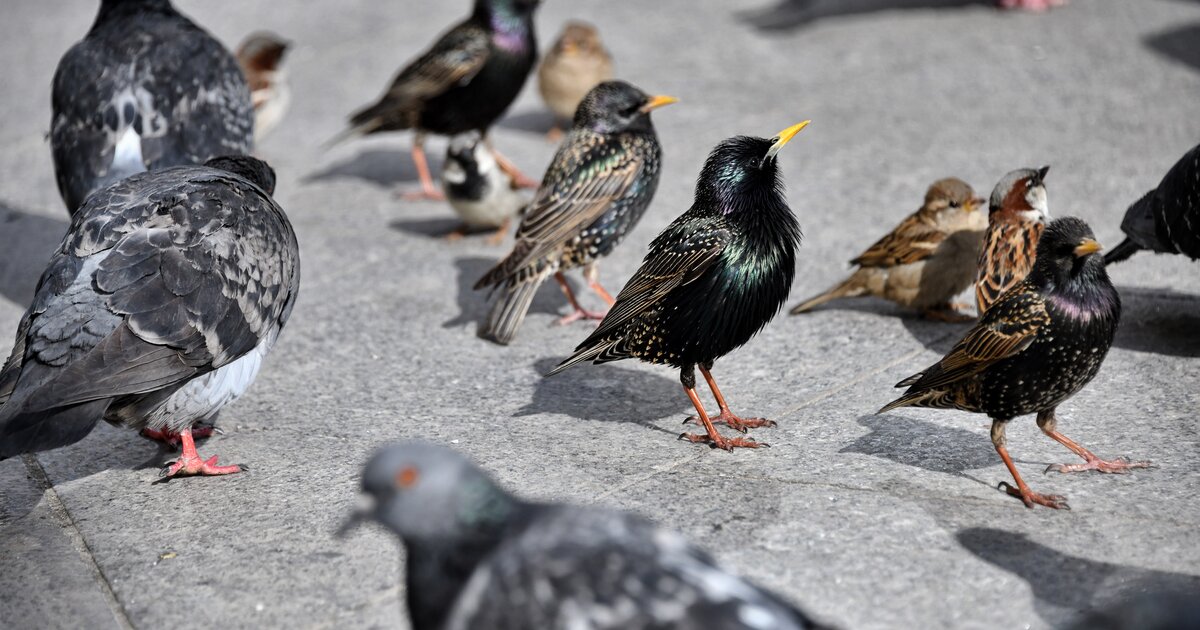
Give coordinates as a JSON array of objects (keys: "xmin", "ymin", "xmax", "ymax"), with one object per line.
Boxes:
[
  {"xmin": 1036, "ymin": 165, "xmax": 1050, "ymax": 183},
  {"xmin": 639, "ymin": 95, "xmax": 679, "ymax": 113},
  {"xmin": 765, "ymin": 120, "xmax": 811, "ymax": 160},
  {"xmin": 560, "ymin": 40, "xmax": 579, "ymax": 55},
  {"xmin": 967, "ymin": 196, "xmax": 986, "ymax": 211},
  {"xmin": 1074, "ymin": 238, "xmax": 1103, "ymax": 257},
  {"xmin": 335, "ymin": 509, "xmax": 369, "ymax": 539}
]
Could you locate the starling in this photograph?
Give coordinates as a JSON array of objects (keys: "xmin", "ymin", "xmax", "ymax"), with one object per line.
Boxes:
[
  {"xmin": 341, "ymin": 441, "xmax": 831, "ymax": 630},
  {"xmin": 880, "ymin": 217, "xmax": 1150, "ymax": 510},
  {"xmin": 474, "ymin": 81, "xmax": 677, "ymax": 344},
  {"xmin": 51, "ymin": 0, "xmax": 254, "ymax": 214},
  {"xmin": 441, "ymin": 131, "xmax": 527, "ymax": 244},
  {"xmin": 0, "ymin": 156, "xmax": 299, "ymax": 478},
  {"xmin": 537, "ymin": 21, "xmax": 615, "ymax": 140},
  {"xmin": 236, "ymin": 31, "xmax": 292, "ymax": 143},
  {"xmin": 975, "ymin": 166, "xmax": 1051, "ymax": 315},
  {"xmin": 331, "ymin": 0, "xmax": 542, "ymax": 200},
  {"xmin": 548, "ymin": 123, "xmax": 809, "ymax": 451},
  {"xmin": 1105, "ymin": 142, "xmax": 1200, "ymax": 265},
  {"xmin": 790, "ymin": 177, "xmax": 986, "ymax": 322}
]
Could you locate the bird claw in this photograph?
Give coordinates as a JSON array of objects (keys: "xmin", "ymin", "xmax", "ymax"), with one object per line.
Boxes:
[
  {"xmin": 1044, "ymin": 456, "xmax": 1153, "ymax": 475},
  {"xmin": 160, "ymin": 454, "xmax": 245, "ymax": 479},
  {"xmin": 997, "ymin": 481, "xmax": 1069, "ymax": 510},
  {"xmin": 682, "ymin": 411, "xmax": 777, "ymax": 434},
  {"xmin": 677, "ymin": 432, "xmax": 768, "ymax": 451},
  {"xmin": 555, "ymin": 308, "xmax": 607, "ymax": 326}
]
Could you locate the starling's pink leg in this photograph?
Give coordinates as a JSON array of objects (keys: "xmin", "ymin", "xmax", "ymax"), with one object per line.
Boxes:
[
  {"xmin": 554, "ymin": 273, "xmax": 607, "ymax": 325},
  {"xmin": 484, "ymin": 217, "xmax": 512, "ymax": 246},
  {"xmin": 683, "ymin": 366, "xmax": 777, "ymax": 434},
  {"xmin": 678, "ymin": 386, "xmax": 765, "ymax": 451},
  {"xmin": 582, "ymin": 264, "xmax": 616, "ymax": 307},
  {"xmin": 991, "ymin": 421, "xmax": 1068, "ymax": 509},
  {"xmin": 140, "ymin": 424, "xmax": 219, "ymax": 449},
  {"xmin": 161, "ymin": 429, "xmax": 244, "ymax": 478},
  {"xmin": 399, "ymin": 139, "xmax": 446, "ymax": 201},
  {"xmin": 1037, "ymin": 410, "xmax": 1152, "ymax": 473},
  {"xmin": 489, "ymin": 145, "xmax": 540, "ymax": 189}
]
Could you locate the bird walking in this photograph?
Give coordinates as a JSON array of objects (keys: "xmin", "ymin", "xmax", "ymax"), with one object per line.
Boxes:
[
  {"xmin": 538, "ymin": 21, "xmax": 615, "ymax": 140},
  {"xmin": 340, "ymin": 441, "xmax": 831, "ymax": 630},
  {"xmin": 236, "ymin": 31, "xmax": 292, "ymax": 143},
  {"xmin": 549, "ymin": 123, "xmax": 809, "ymax": 451},
  {"xmin": 331, "ymin": 0, "xmax": 542, "ymax": 200},
  {"xmin": 0, "ymin": 156, "xmax": 299, "ymax": 479},
  {"xmin": 474, "ymin": 81, "xmax": 676, "ymax": 344},
  {"xmin": 1104, "ymin": 142, "xmax": 1200, "ymax": 265},
  {"xmin": 441, "ymin": 131, "xmax": 527, "ymax": 244},
  {"xmin": 790, "ymin": 178, "xmax": 986, "ymax": 321},
  {"xmin": 975, "ymin": 166, "xmax": 1050, "ymax": 315},
  {"xmin": 880, "ymin": 217, "xmax": 1150, "ymax": 510},
  {"xmin": 51, "ymin": 0, "xmax": 254, "ymax": 214}
]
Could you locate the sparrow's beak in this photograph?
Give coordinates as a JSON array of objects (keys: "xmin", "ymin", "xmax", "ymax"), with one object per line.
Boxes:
[
  {"xmin": 1036, "ymin": 165, "xmax": 1051, "ymax": 183},
  {"xmin": 639, "ymin": 95, "xmax": 679, "ymax": 113},
  {"xmin": 1074, "ymin": 238, "xmax": 1103, "ymax": 257},
  {"xmin": 560, "ymin": 40, "xmax": 579, "ymax": 56},
  {"xmin": 335, "ymin": 509, "xmax": 369, "ymax": 539},
  {"xmin": 967, "ymin": 196, "xmax": 986, "ymax": 211},
  {"xmin": 765, "ymin": 120, "xmax": 811, "ymax": 160}
]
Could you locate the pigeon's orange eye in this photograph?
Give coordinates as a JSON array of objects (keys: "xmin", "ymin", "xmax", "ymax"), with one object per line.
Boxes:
[{"xmin": 396, "ymin": 467, "xmax": 419, "ymax": 488}]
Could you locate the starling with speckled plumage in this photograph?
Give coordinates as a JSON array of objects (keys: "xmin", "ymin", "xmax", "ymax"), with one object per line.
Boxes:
[
  {"xmin": 1105, "ymin": 142, "xmax": 1200, "ymax": 265},
  {"xmin": 474, "ymin": 81, "xmax": 676, "ymax": 345},
  {"xmin": 881, "ymin": 217, "xmax": 1150, "ymax": 510},
  {"xmin": 976, "ymin": 166, "xmax": 1051, "ymax": 315},
  {"xmin": 331, "ymin": 0, "xmax": 541, "ymax": 200},
  {"xmin": 549, "ymin": 123, "xmax": 810, "ymax": 451}
]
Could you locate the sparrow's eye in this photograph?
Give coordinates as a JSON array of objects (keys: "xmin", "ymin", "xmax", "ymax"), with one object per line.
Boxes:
[{"xmin": 949, "ymin": 200, "xmax": 960, "ymax": 208}]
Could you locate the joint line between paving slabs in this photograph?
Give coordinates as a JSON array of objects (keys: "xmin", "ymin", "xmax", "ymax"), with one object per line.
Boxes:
[{"xmin": 22, "ymin": 454, "xmax": 136, "ymax": 630}]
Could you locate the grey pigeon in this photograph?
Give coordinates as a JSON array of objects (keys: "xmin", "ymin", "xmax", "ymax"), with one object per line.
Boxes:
[
  {"xmin": 51, "ymin": 0, "xmax": 254, "ymax": 214},
  {"xmin": 0, "ymin": 155, "xmax": 298, "ymax": 478},
  {"xmin": 1105, "ymin": 142, "xmax": 1200, "ymax": 265},
  {"xmin": 343, "ymin": 441, "xmax": 831, "ymax": 630}
]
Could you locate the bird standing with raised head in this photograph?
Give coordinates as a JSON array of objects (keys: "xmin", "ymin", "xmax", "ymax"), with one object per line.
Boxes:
[
  {"xmin": 538, "ymin": 21, "xmax": 614, "ymax": 141},
  {"xmin": 976, "ymin": 166, "xmax": 1051, "ymax": 315},
  {"xmin": 549, "ymin": 123, "xmax": 809, "ymax": 451},
  {"xmin": 441, "ymin": 131, "xmax": 526, "ymax": 244},
  {"xmin": 474, "ymin": 81, "xmax": 676, "ymax": 344},
  {"xmin": 332, "ymin": 0, "xmax": 541, "ymax": 200},
  {"xmin": 236, "ymin": 31, "xmax": 291, "ymax": 142},
  {"xmin": 51, "ymin": 0, "xmax": 254, "ymax": 214},
  {"xmin": 790, "ymin": 177, "xmax": 986, "ymax": 321},
  {"xmin": 0, "ymin": 156, "xmax": 299, "ymax": 479},
  {"xmin": 880, "ymin": 217, "xmax": 1150, "ymax": 510},
  {"xmin": 341, "ymin": 442, "xmax": 831, "ymax": 629},
  {"xmin": 1105, "ymin": 142, "xmax": 1200, "ymax": 265}
]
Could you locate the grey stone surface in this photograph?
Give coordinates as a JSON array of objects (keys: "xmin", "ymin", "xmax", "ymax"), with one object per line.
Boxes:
[{"xmin": 1, "ymin": 0, "xmax": 1198, "ymax": 628}]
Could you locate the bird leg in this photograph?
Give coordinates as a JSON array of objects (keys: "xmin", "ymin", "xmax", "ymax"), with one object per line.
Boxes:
[
  {"xmin": 443, "ymin": 224, "xmax": 470, "ymax": 241},
  {"xmin": 140, "ymin": 423, "xmax": 221, "ymax": 449},
  {"xmin": 160, "ymin": 428, "xmax": 244, "ymax": 478},
  {"xmin": 485, "ymin": 138, "xmax": 540, "ymax": 189},
  {"xmin": 991, "ymin": 420, "xmax": 1068, "ymax": 509},
  {"xmin": 398, "ymin": 136, "xmax": 446, "ymax": 201},
  {"xmin": 546, "ymin": 125, "xmax": 565, "ymax": 143},
  {"xmin": 683, "ymin": 365, "xmax": 777, "ymax": 433},
  {"xmin": 485, "ymin": 217, "xmax": 512, "ymax": 246},
  {"xmin": 677, "ymin": 367, "xmax": 765, "ymax": 451},
  {"xmin": 1036, "ymin": 410, "xmax": 1153, "ymax": 474},
  {"xmin": 582, "ymin": 263, "xmax": 616, "ymax": 306},
  {"xmin": 554, "ymin": 272, "xmax": 607, "ymax": 325},
  {"xmin": 997, "ymin": 0, "xmax": 1067, "ymax": 11}
]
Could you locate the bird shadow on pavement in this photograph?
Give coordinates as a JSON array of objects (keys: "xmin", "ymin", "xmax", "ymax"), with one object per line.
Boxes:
[
  {"xmin": 515, "ymin": 357, "xmax": 685, "ymax": 435},
  {"xmin": 389, "ymin": 217, "xmax": 462, "ymax": 239},
  {"xmin": 442, "ymin": 256, "xmax": 562, "ymax": 329},
  {"xmin": 496, "ymin": 109, "xmax": 558, "ymax": 136},
  {"xmin": 1144, "ymin": 22, "xmax": 1200, "ymax": 75},
  {"xmin": 1111, "ymin": 286, "xmax": 1200, "ymax": 357},
  {"xmin": 0, "ymin": 203, "xmax": 68, "ymax": 307},
  {"xmin": 304, "ymin": 148, "xmax": 443, "ymax": 189},
  {"xmin": 956, "ymin": 528, "xmax": 1200, "ymax": 627},
  {"xmin": 738, "ymin": 0, "xmax": 992, "ymax": 32},
  {"xmin": 789, "ymin": 297, "xmax": 969, "ymax": 355},
  {"xmin": 840, "ymin": 414, "xmax": 997, "ymax": 475}
]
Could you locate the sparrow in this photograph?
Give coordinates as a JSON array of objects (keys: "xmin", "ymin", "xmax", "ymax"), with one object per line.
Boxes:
[
  {"xmin": 340, "ymin": 441, "xmax": 832, "ymax": 630},
  {"xmin": 474, "ymin": 81, "xmax": 676, "ymax": 344},
  {"xmin": 537, "ymin": 21, "xmax": 614, "ymax": 140},
  {"xmin": 880, "ymin": 217, "xmax": 1150, "ymax": 510},
  {"xmin": 0, "ymin": 156, "xmax": 299, "ymax": 479},
  {"xmin": 441, "ymin": 131, "xmax": 527, "ymax": 244},
  {"xmin": 51, "ymin": 0, "xmax": 254, "ymax": 214},
  {"xmin": 236, "ymin": 31, "xmax": 291, "ymax": 142},
  {"xmin": 975, "ymin": 166, "xmax": 1050, "ymax": 315},
  {"xmin": 789, "ymin": 177, "xmax": 986, "ymax": 321},
  {"xmin": 1105, "ymin": 142, "xmax": 1200, "ymax": 265},
  {"xmin": 549, "ymin": 123, "xmax": 809, "ymax": 451},
  {"xmin": 330, "ymin": 0, "xmax": 542, "ymax": 200}
]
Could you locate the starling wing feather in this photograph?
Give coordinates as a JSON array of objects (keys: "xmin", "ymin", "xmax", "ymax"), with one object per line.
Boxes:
[{"xmin": 850, "ymin": 212, "xmax": 946, "ymax": 268}]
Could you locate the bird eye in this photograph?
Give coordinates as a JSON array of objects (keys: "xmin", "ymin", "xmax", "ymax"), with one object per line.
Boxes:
[{"xmin": 949, "ymin": 200, "xmax": 960, "ymax": 208}]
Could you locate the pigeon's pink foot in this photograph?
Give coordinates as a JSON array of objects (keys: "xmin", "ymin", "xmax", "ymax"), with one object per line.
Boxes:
[
  {"xmin": 140, "ymin": 424, "xmax": 218, "ymax": 448},
  {"xmin": 160, "ymin": 430, "xmax": 244, "ymax": 479}
]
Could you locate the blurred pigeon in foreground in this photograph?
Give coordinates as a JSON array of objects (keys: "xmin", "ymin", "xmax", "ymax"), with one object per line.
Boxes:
[
  {"xmin": 1105, "ymin": 142, "xmax": 1200, "ymax": 265},
  {"xmin": 51, "ymin": 0, "xmax": 254, "ymax": 214},
  {"xmin": 0, "ymin": 156, "xmax": 298, "ymax": 479},
  {"xmin": 342, "ymin": 441, "xmax": 831, "ymax": 630},
  {"xmin": 237, "ymin": 31, "xmax": 292, "ymax": 142}
]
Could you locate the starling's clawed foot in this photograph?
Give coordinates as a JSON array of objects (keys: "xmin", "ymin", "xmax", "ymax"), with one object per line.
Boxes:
[
  {"xmin": 684, "ymin": 410, "xmax": 776, "ymax": 434},
  {"xmin": 161, "ymin": 454, "xmax": 244, "ymax": 478},
  {"xmin": 556, "ymin": 307, "xmax": 607, "ymax": 326},
  {"xmin": 678, "ymin": 431, "xmax": 767, "ymax": 451},
  {"xmin": 1045, "ymin": 456, "xmax": 1152, "ymax": 474},
  {"xmin": 998, "ymin": 481, "xmax": 1069, "ymax": 510}
]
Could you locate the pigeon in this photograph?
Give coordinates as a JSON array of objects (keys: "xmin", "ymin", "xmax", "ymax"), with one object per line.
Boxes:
[
  {"xmin": 537, "ymin": 21, "xmax": 615, "ymax": 140},
  {"xmin": 789, "ymin": 177, "xmax": 986, "ymax": 321},
  {"xmin": 474, "ymin": 81, "xmax": 676, "ymax": 344},
  {"xmin": 236, "ymin": 31, "xmax": 292, "ymax": 143},
  {"xmin": 1105, "ymin": 142, "xmax": 1200, "ymax": 265},
  {"xmin": 51, "ymin": 0, "xmax": 254, "ymax": 214},
  {"xmin": 441, "ymin": 131, "xmax": 527, "ymax": 244},
  {"xmin": 975, "ymin": 167, "xmax": 1050, "ymax": 315},
  {"xmin": 332, "ymin": 0, "xmax": 542, "ymax": 200},
  {"xmin": 0, "ymin": 155, "xmax": 299, "ymax": 478},
  {"xmin": 549, "ymin": 124, "xmax": 809, "ymax": 450},
  {"xmin": 881, "ymin": 217, "xmax": 1150, "ymax": 509},
  {"xmin": 341, "ymin": 441, "xmax": 831, "ymax": 630}
]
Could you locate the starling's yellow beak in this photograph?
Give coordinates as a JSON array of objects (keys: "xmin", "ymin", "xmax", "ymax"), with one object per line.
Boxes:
[
  {"xmin": 640, "ymin": 95, "xmax": 679, "ymax": 113},
  {"xmin": 1074, "ymin": 238, "xmax": 1103, "ymax": 257},
  {"xmin": 765, "ymin": 120, "xmax": 810, "ymax": 160}
]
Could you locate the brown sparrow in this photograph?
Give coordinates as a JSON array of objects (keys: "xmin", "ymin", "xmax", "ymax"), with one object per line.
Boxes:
[
  {"xmin": 975, "ymin": 166, "xmax": 1050, "ymax": 315},
  {"xmin": 236, "ymin": 31, "xmax": 291, "ymax": 142},
  {"xmin": 537, "ymin": 21, "xmax": 614, "ymax": 140}
]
